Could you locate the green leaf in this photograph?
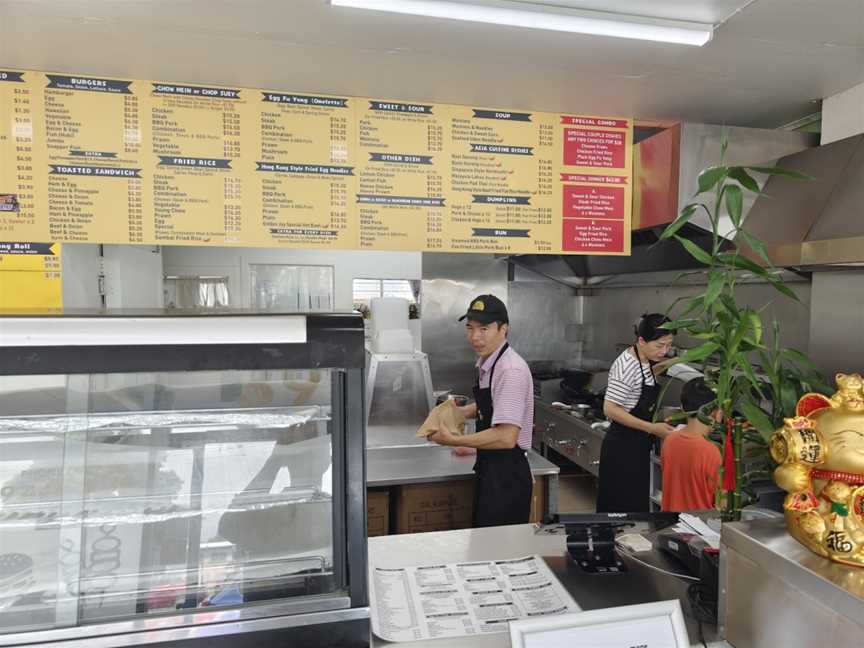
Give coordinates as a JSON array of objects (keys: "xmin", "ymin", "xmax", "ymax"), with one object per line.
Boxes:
[
  {"xmin": 697, "ymin": 165, "xmax": 728, "ymax": 195},
  {"xmin": 716, "ymin": 252, "xmax": 770, "ymax": 277},
  {"xmin": 729, "ymin": 167, "xmax": 761, "ymax": 193},
  {"xmin": 662, "ymin": 318, "xmax": 699, "ymax": 330},
  {"xmin": 680, "ymin": 295, "xmax": 706, "ymax": 318},
  {"xmin": 739, "ymin": 400, "xmax": 776, "ymax": 441},
  {"xmin": 677, "ymin": 341, "xmax": 721, "ymax": 364},
  {"xmin": 660, "ymin": 204, "xmax": 699, "ymax": 241},
  {"xmin": 720, "ymin": 129, "xmax": 729, "ymax": 158},
  {"xmin": 719, "ymin": 294, "xmax": 739, "ymax": 316},
  {"xmin": 780, "ymin": 348, "xmax": 817, "ymax": 370},
  {"xmin": 705, "ymin": 271, "xmax": 724, "ymax": 306},
  {"xmin": 746, "ymin": 165, "xmax": 813, "ymax": 180},
  {"xmin": 746, "ymin": 310, "xmax": 763, "ymax": 345},
  {"xmin": 768, "ymin": 277, "xmax": 802, "ymax": 303},
  {"xmin": 671, "ymin": 269, "xmax": 708, "ymax": 284},
  {"xmin": 739, "ymin": 230, "xmax": 771, "ymax": 266},
  {"xmin": 674, "ymin": 235, "xmax": 712, "ymax": 265},
  {"xmin": 735, "ymin": 352, "xmax": 764, "ymax": 394},
  {"xmin": 725, "ymin": 184, "xmax": 743, "ymax": 227}
]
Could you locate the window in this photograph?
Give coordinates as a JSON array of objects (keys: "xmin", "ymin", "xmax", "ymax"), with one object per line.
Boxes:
[
  {"xmin": 352, "ymin": 279, "xmax": 420, "ymax": 314},
  {"xmin": 164, "ymin": 275, "xmax": 230, "ymax": 309},
  {"xmin": 250, "ymin": 264, "xmax": 334, "ymax": 312}
]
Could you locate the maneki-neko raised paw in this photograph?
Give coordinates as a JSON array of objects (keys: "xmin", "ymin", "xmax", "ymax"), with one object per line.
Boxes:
[{"xmin": 771, "ymin": 374, "xmax": 864, "ymax": 566}]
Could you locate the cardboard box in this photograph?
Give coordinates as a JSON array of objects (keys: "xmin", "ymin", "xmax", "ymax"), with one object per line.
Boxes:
[
  {"xmin": 367, "ymin": 488, "xmax": 390, "ymax": 537},
  {"xmin": 396, "ymin": 480, "xmax": 474, "ymax": 534},
  {"xmin": 394, "ymin": 476, "xmax": 548, "ymax": 533}
]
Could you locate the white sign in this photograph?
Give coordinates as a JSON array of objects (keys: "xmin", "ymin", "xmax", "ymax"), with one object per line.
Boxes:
[{"xmin": 509, "ymin": 600, "xmax": 691, "ymax": 648}]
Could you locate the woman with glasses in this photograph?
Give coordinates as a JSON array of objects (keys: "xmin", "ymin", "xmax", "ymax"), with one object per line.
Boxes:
[{"xmin": 596, "ymin": 313, "xmax": 677, "ymax": 513}]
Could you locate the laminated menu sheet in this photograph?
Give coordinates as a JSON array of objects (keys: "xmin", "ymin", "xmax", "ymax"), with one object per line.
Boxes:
[{"xmin": 371, "ymin": 555, "xmax": 580, "ymax": 642}]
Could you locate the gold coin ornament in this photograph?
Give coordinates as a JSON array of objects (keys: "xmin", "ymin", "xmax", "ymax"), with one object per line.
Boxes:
[{"xmin": 772, "ymin": 373, "xmax": 864, "ymax": 566}]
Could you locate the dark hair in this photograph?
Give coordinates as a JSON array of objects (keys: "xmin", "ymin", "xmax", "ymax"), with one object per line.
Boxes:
[
  {"xmin": 681, "ymin": 378, "xmax": 716, "ymax": 416},
  {"xmin": 634, "ymin": 313, "xmax": 675, "ymax": 342}
]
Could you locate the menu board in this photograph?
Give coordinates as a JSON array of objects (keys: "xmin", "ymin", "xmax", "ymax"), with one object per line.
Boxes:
[
  {"xmin": 0, "ymin": 241, "xmax": 62, "ymax": 308},
  {"xmin": 251, "ymin": 91, "xmax": 357, "ymax": 248},
  {"xmin": 0, "ymin": 68, "xmax": 633, "ymax": 255},
  {"xmin": 355, "ymin": 100, "xmax": 450, "ymax": 251},
  {"xmin": 446, "ymin": 107, "xmax": 557, "ymax": 254}
]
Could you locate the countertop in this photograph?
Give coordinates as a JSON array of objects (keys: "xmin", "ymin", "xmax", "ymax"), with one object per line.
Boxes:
[
  {"xmin": 368, "ymin": 523, "xmax": 728, "ymax": 648},
  {"xmin": 366, "ymin": 425, "xmax": 559, "ymax": 488}
]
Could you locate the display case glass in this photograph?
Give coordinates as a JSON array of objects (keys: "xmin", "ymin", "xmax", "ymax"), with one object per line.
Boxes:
[{"xmin": 0, "ymin": 313, "xmax": 368, "ymax": 647}]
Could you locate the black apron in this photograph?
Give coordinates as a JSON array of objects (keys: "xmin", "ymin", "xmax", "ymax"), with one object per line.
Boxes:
[
  {"xmin": 471, "ymin": 343, "xmax": 533, "ymax": 528},
  {"xmin": 596, "ymin": 348, "xmax": 661, "ymax": 513}
]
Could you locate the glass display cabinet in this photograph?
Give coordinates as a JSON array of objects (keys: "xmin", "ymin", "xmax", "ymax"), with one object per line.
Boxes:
[{"xmin": 0, "ymin": 312, "xmax": 369, "ymax": 647}]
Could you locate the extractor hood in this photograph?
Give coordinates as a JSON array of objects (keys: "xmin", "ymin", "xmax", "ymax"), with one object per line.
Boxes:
[
  {"xmin": 741, "ymin": 133, "xmax": 864, "ymax": 269},
  {"xmin": 507, "ymin": 123, "xmax": 815, "ymax": 284}
]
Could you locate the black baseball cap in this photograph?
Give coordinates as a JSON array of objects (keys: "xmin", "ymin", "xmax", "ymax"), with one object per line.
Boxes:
[{"xmin": 458, "ymin": 294, "xmax": 509, "ymax": 325}]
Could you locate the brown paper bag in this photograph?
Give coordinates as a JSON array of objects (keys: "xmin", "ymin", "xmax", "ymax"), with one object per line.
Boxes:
[{"xmin": 416, "ymin": 400, "xmax": 466, "ymax": 438}]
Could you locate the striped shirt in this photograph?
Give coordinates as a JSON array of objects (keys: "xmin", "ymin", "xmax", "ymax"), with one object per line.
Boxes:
[
  {"xmin": 604, "ymin": 348, "xmax": 656, "ymax": 412},
  {"xmin": 476, "ymin": 343, "xmax": 534, "ymax": 450}
]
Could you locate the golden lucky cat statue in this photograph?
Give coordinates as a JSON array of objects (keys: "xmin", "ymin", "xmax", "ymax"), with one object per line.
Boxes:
[{"xmin": 771, "ymin": 373, "xmax": 864, "ymax": 566}]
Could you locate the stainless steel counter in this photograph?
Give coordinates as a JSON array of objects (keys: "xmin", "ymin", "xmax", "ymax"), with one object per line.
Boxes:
[
  {"xmin": 366, "ymin": 424, "xmax": 560, "ymax": 518},
  {"xmin": 366, "ymin": 425, "xmax": 560, "ymax": 519},
  {"xmin": 721, "ymin": 519, "xmax": 864, "ymax": 648},
  {"xmin": 368, "ymin": 524, "xmax": 727, "ymax": 648}
]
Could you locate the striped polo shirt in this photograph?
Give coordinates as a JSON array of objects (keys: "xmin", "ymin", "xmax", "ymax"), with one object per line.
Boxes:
[
  {"xmin": 604, "ymin": 347, "xmax": 656, "ymax": 412},
  {"xmin": 476, "ymin": 343, "xmax": 534, "ymax": 450}
]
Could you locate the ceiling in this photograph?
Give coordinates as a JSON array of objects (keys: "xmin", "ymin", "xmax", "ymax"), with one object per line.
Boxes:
[{"xmin": 1, "ymin": 0, "xmax": 863, "ymax": 127}]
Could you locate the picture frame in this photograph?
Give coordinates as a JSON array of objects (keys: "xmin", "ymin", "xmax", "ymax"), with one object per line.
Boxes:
[{"xmin": 508, "ymin": 599, "xmax": 690, "ymax": 648}]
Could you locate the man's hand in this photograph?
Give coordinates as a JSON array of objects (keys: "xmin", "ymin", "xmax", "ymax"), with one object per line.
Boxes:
[{"xmin": 428, "ymin": 427, "xmax": 460, "ymax": 447}]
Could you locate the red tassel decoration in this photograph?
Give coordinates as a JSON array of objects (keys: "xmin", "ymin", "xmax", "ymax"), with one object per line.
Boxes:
[{"xmin": 722, "ymin": 418, "xmax": 736, "ymax": 491}]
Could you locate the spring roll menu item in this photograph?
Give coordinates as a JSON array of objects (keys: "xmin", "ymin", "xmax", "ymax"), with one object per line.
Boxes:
[
  {"xmin": 251, "ymin": 91, "xmax": 357, "ymax": 248},
  {"xmin": 370, "ymin": 555, "xmax": 579, "ymax": 642},
  {"xmin": 446, "ymin": 107, "xmax": 557, "ymax": 254},
  {"xmin": 149, "ymin": 82, "xmax": 249, "ymax": 245},
  {"xmin": 0, "ymin": 241, "xmax": 62, "ymax": 308},
  {"xmin": 558, "ymin": 115, "xmax": 633, "ymax": 254},
  {"xmin": 355, "ymin": 99, "xmax": 450, "ymax": 251}
]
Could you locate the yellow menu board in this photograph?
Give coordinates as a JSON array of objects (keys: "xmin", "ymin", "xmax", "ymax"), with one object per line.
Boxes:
[
  {"xmin": 0, "ymin": 70, "xmax": 42, "ymax": 241},
  {"xmin": 0, "ymin": 67, "xmax": 633, "ymax": 255},
  {"xmin": 355, "ymin": 99, "xmax": 451, "ymax": 251},
  {"xmin": 0, "ymin": 241, "xmax": 62, "ymax": 308},
  {"xmin": 250, "ymin": 91, "xmax": 357, "ymax": 248},
  {"xmin": 445, "ymin": 106, "xmax": 557, "ymax": 254}
]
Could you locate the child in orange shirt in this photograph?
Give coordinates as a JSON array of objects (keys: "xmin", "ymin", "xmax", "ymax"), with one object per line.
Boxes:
[{"xmin": 661, "ymin": 378, "xmax": 722, "ymax": 512}]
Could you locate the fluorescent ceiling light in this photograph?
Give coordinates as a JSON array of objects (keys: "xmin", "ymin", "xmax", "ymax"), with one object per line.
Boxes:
[{"xmin": 330, "ymin": 0, "xmax": 713, "ymax": 46}]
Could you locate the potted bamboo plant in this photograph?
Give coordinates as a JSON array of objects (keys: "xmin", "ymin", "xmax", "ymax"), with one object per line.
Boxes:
[{"xmin": 659, "ymin": 134, "xmax": 828, "ymax": 521}]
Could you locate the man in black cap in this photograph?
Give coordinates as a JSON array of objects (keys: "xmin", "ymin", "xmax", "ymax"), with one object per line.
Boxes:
[{"xmin": 428, "ymin": 294, "xmax": 535, "ymax": 527}]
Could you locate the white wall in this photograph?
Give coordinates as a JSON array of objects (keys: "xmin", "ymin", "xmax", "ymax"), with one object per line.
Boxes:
[
  {"xmin": 102, "ymin": 245, "xmax": 164, "ymax": 309},
  {"xmin": 161, "ymin": 246, "xmax": 422, "ymax": 310},
  {"xmin": 821, "ymin": 81, "xmax": 864, "ymax": 144}
]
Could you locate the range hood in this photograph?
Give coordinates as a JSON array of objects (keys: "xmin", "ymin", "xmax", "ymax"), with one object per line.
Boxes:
[
  {"xmin": 742, "ymin": 134, "xmax": 864, "ymax": 269},
  {"xmin": 508, "ymin": 123, "xmax": 815, "ymax": 284}
]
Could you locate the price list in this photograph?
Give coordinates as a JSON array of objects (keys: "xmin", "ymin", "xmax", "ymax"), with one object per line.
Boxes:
[
  {"xmin": 251, "ymin": 92, "xmax": 358, "ymax": 248},
  {"xmin": 36, "ymin": 74, "xmax": 146, "ymax": 243},
  {"xmin": 0, "ymin": 70, "xmax": 43, "ymax": 240},
  {"xmin": 149, "ymin": 83, "xmax": 249, "ymax": 244},
  {"xmin": 355, "ymin": 100, "xmax": 450, "ymax": 251},
  {"xmin": 446, "ymin": 108, "xmax": 557, "ymax": 254},
  {"xmin": 558, "ymin": 116, "xmax": 632, "ymax": 254}
]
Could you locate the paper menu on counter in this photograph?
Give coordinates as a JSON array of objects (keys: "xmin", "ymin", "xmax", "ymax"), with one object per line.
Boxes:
[{"xmin": 370, "ymin": 555, "xmax": 580, "ymax": 642}]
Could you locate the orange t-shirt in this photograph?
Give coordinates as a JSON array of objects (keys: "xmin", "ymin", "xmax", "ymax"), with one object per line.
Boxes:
[{"xmin": 660, "ymin": 430, "xmax": 721, "ymax": 512}]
